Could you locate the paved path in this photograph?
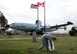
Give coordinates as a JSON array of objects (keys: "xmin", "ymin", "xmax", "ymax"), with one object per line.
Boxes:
[{"xmin": 0, "ymin": 38, "xmax": 41, "ymax": 40}]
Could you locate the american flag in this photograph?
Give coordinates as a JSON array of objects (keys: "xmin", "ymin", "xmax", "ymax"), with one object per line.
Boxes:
[{"xmin": 31, "ymin": 4, "xmax": 38, "ymax": 9}]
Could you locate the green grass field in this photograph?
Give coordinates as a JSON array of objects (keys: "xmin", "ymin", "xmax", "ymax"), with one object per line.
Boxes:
[{"xmin": 0, "ymin": 35, "xmax": 77, "ymax": 54}]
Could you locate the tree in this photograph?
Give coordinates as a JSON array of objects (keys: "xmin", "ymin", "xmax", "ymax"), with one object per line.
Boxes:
[{"xmin": 0, "ymin": 11, "xmax": 8, "ymax": 35}]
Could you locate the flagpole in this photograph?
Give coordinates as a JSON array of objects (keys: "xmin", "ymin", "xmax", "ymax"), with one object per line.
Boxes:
[
  {"xmin": 37, "ymin": 7, "xmax": 39, "ymax": 20},
  {"xmin": 44, "ymin": 1, "xmax": 46, "ymax": 31}
]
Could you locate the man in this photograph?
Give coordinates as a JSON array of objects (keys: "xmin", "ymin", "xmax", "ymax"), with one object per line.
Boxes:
[{"xmin": 38, "ymin": 33, "xmax": 55, "ymax": 51}]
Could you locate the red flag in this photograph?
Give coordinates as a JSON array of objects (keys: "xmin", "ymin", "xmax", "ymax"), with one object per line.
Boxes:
[
  {"xmin": 37, "ymin": 2, "xmax": 44, "ymax": 7},
  {"xmin": 31, "ymin": 4, "xmax": 38, "ymax": 9}
]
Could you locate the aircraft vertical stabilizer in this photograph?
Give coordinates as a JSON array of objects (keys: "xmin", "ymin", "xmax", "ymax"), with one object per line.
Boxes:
[{"xmin": 35, "ymin": 20, "xmax": 42, "ymax": 31}]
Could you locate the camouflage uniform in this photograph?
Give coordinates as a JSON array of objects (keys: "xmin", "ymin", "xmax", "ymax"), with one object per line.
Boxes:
[{"xmin": 39, "ymin": 33, "xmax": 53, "ymax": 51}]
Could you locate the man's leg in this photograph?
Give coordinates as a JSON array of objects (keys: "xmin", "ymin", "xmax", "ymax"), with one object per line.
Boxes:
[
  {"xmin": 39, "ymin": 38, "xmax": 46, "ymax": 50},
  {"xmin": 45, "ymin": 40, "xmax": 49, "ymax": 51},
  {"xmin": 49, "ymin": 40, "xmax": 52, "ymax": 49},
  {"xmin": 49, "ymin": 40, "xmax": 55, "ymax": 51},
  {"xmin": 52, "ymin": 41, "xmax": 55, "ymax": 50},
  {"xmin": 48, "ymin": 40, "xmax": 52, "ymax": 51}
]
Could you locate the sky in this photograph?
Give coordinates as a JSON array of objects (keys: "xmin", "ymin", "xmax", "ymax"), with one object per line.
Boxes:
[{"xmin": 0, "ymin": 0, "xmax": 77, "ymax": 33}]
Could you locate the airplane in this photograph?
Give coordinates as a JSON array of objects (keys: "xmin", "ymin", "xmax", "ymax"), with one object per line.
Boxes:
[
  {"xmin": 6, "ymin": 20, "xmax": 73, "ymax": 35},
  {"xmin": 0, "ymin": 11, "xmax": 73, "ymax": 35}
]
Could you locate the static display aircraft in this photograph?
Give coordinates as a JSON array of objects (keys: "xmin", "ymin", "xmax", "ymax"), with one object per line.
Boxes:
[
  {"xmin": 6, "ymin": 20, "xmax": 73, "ymax": 35},
  {"xmin": 0, "ymin": 11, "xmax": 73, "ymax": 35}
]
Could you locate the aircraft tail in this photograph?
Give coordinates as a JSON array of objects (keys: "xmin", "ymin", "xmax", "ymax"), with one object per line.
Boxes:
[{"xmin": 35, "ymin": 20, "xmax": 42, "ymax": 31}]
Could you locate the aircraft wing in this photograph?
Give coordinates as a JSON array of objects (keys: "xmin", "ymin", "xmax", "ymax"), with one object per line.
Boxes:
[
  {"xmin": 42, "ymin": 21, "xmax": 73, "ymax": 32},
  {"xmin": 50, "ymin": 21, "xmax": 73, "ymax": 29}
]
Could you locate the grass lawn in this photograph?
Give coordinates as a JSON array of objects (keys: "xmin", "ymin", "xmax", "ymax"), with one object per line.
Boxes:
[{"xmin": 0, "ymin": 35, "xmax": 77, "ymax": 54}]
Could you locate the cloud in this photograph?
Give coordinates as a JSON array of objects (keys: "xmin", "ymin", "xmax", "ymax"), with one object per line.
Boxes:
[
  {"xmin": 0, "ymin": 0, "xmax": 77, "ymax": 33},
  {"xmin": 0, "ymin": 4, "xmax": 8, "ymax": 10}
]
